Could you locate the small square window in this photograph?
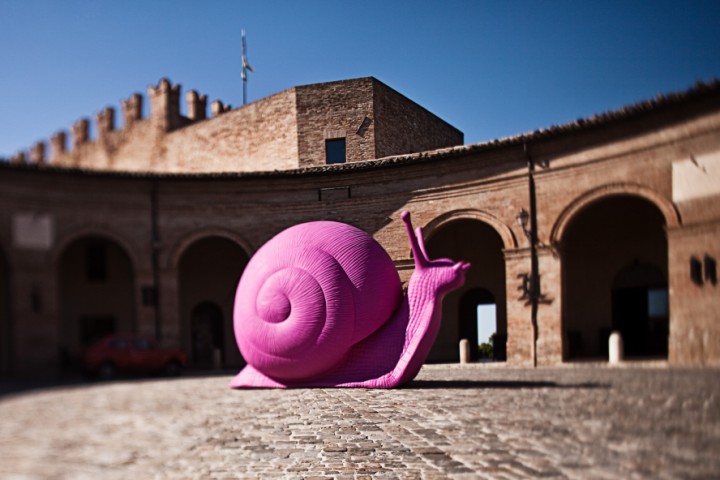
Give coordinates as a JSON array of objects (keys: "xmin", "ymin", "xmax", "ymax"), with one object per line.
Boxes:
[{"xmin": 326, "ymin": 138, "xmax": 346, "ymax": 165}]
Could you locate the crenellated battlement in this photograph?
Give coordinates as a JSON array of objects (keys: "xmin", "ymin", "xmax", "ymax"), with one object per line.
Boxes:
[
  {"xmin": 12, "ymin": 77, "xmax": 227, "ymax": 168},
  {"xmin": 211, "ymin": 99, "xmax": 232, "ymax": 116},
  {"xmin": 8, "ymin": 76, "xmax": 464, "ymax": 173},
  {"xmin": 122, "ymin": 93, "xmax": 143, "ymax": 128},
  {"xmin": 148, "ymin": 78, "xmax": 182, "ymax": 132},
  {"xmin": 95, "ymin": 107, "xmax": 115, "ymax": 140},
  {"xmin": 72, "ymin": 118, "xmax": 90, "ymax": 148},
  {"xmin": 186, "ymin": 90, "xmax": 208, "ymax": 121}
]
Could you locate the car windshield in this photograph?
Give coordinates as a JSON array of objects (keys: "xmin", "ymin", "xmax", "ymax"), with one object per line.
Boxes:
[{"xmin": 134, "ymin": 339, "xmax": 153, "ymax": 350}]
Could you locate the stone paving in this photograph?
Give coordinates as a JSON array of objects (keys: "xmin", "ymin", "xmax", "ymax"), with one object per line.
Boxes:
[{"xmin": 0, "ymin": 364, "xmax": 719, "ymax": 479}]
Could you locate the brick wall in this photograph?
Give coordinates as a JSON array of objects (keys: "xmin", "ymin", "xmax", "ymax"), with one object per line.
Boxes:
[
  {"xmin": 2, "ymin": 81, "xmax": 720, "ymax": 377},
  {"xmin": 373, "ymin": 81, "xmax": 463, "ymax": 159},
  {"xmin": 41, "ymin": 77, "xmax": 463, "ymax": 173},
  {"xmin": 161, "ymin": 89, "xmax": 299, "ymax": 173},
  {"xmin": 295, "ymin": 78, "xmax": 377, "ymax": 168}
]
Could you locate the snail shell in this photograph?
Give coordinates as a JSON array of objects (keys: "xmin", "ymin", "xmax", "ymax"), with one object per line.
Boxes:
[{"xmin": 233, "ymin": 221, "xmax": 402, "ymax": 382}]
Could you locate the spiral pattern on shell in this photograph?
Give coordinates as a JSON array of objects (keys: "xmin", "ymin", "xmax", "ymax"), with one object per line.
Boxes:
[{"xmin": 234, "ymin": 221, "xmax": 402, "ymax": 382}]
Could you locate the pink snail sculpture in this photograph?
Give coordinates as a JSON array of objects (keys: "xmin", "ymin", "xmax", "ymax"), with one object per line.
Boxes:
[{"xmin": 229, "ymin": 211, "xmax": 470, "ymax": 388}]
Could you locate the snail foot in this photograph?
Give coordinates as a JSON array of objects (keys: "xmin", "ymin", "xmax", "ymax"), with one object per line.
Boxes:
[{"xmin": 229, "ymin": 365, "xmax": 288, "ymax": 389}]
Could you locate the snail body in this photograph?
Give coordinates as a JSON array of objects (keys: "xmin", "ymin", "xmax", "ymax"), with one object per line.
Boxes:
[{"xmin": 229, "ymin": 211, "xmax": 470, "ymax": 388}]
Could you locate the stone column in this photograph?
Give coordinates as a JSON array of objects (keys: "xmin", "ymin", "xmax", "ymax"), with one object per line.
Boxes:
[
  {"xmin": 134, "ymin": 268, "xmax": 157, "ymax": 339},
  {"xmin": 159, "ymin": 267, "xmax": 181, "ymax": 348},
  {"xmin": 503, "ymin": 246, "xmax": 564, "ymax": 366},
  {"xmin": 535, "ymin": 247, "xmax": 563, "ymax": 365},
  {"xmin": 504, "ymin": 248, "xmax": 533, "ymax": 365},
  {"xmin": 9, "ymin": 252, "xmax": 61, "ymax": 377}
]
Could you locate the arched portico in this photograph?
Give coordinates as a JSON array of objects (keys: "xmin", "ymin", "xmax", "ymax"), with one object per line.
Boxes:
[
  {"xmin": 423, "ymin": 212, "xmax": 509, "ymax": 362},
  {"xmin": 558, "ymin": 192, "xmax": 670, "ymax": 359},
  {"xmin": 176, "ymin": 235, "xmax": 249, "ymax": 368},
  {"xmin": 551, "ymin": 183, "xmax": 680, "ymax": 245},
  {"xmin": 57, "ymin": 234, "xmax": 137, "ymax": 368}
]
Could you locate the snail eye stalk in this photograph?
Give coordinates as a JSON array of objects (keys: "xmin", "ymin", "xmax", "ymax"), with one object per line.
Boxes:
[
  {"xmin": 401, "ymin": 211, "xmax": 428, "ymax": 268},
  {"xmin": 415, "ymin": 226, "xmax": 430, "ymax": 262}
]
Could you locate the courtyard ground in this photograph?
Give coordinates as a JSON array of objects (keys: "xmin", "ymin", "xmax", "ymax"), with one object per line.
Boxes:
[{"xmin": 0, "ymin": 363, "xmax": 718, "ymax": 479}]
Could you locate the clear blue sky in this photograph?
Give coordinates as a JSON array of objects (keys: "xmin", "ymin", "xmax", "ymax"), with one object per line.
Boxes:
[{"xmin": 1, "ymin": 1, "xmax": 719, "ymax": 159}]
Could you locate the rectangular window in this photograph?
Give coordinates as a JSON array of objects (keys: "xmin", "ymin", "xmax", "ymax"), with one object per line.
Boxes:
[{"xmin": 325, "ymin": 138, "xmax": 346, "ymax": 165}]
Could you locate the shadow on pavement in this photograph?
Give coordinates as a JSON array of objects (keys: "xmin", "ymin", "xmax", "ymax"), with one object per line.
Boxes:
[
  {"xmin": 0, "ymin": 369, "xmax": 235, "ymax": 399},
  {"xmin": 406, "ymin": 380, "xmax": 610, "ymax": 390}
]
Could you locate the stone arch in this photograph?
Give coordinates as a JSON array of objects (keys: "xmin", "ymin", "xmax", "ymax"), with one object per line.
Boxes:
[
  {"xmin": 168, "ymin": 227, "xmax": 254, "ymax": 270},
  {"xmin": 56, "ymin": 232, "xmax": 137, "ymax": 367},
  {"xmin": 423, "ymin": 213, "xmax": 508, "ymax": 363},
  {"xmin": 551, "ymin": 183, "xmax": 681, "ymax": 246},
  {"xmin": 560, "ymin": 193, "xmax": 669, "ymax": 359},
  {"xmin": 52, "ymin": 226, "xmax": 141, "ymax": 273},
  {"xmin": 176, "ymin": 233, "xmax": 251, "ymax": 368},
  {"xmin": 423, "ymin": 209, "xmax": 518, "ymax": 250}
]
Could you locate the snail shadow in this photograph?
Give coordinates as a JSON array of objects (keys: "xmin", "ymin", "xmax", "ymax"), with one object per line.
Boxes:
[{"xmin": 404, "ymin": 379, "xmax": 610, "ymax": 390}]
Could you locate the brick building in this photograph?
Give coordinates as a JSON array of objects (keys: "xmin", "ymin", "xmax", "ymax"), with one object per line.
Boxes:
[{"xmin": 1, "ymin": 77, "xmax": 719, "ymax": 377}]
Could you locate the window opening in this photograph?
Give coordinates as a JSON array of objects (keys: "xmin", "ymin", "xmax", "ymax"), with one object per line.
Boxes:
[{"xmin": 325, "ymin": 138, "xmax": 346, "ymax": 164}]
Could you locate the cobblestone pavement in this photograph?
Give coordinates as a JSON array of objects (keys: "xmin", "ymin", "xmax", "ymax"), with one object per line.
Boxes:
[{"xmin": 1, "ymin": 364, "xmax": 719, "ymax": 479}]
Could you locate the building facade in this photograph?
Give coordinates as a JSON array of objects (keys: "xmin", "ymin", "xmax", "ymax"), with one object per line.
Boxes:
[{"xmin": 1, "ymin": 77, "xmax": 719, "ymax": 377}]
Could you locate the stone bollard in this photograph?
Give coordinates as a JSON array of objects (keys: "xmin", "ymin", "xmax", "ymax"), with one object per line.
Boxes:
[
  {"xmin": 212, "ymin": 348, "xmax": 222, "ymax": 370},
  {"xmin": 609, "ymin": 331, "xmax": 623, "ymax": 365},
  {"xmin": 459, "ymin": 339, "xmax": 470, "ymax": 364}
]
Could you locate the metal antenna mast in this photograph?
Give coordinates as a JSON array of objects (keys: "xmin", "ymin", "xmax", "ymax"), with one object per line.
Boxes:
[{"xmin": 241, "ymin": 29, "xmax": 254, "ymax": 105}]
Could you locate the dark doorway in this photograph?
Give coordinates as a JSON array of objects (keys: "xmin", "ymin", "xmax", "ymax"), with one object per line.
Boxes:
[
  {"xmin": 58, "ymin": 236, "xmax": 135, "ymax": 366},
  {"xmin": 191, "ymin": 302, "xmax": 224, "ymax": 368},
  {"xmin": 562, "ymin": 195, "xmax": 668, "ymax": 359},
  {"xmin": 611, "ymin": 262, "xmax": 668, "ymax": 357},
  {"xmin": 459, "ymin": 288, "xmax": 505, "ymax": 361},
  {"xmin": 79, "ymin": 316, "xmax": 117, "ymax": 347},
  {"xmin": 178, "ymin": 236, "xmax": 249, "ymax": 368},
  {"xmin": 424, "ymin": 218, "xmax": 507, "ymax": 362}
]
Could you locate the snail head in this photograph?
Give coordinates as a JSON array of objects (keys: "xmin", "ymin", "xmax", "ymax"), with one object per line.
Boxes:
[{"xmin": 401, "ymin": 211, "xmax": 471, "ymax": 288}]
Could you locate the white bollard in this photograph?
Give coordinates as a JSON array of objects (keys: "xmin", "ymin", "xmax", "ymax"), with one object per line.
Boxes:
[
  {"xmin": 459, "ymin": 339, "xmax": 470, "ymax": 364},
  {"xmin": 212, "ymin": 348, "xmax": 222, "ymax": 370},
  {"xmin": 609, "ymin": 331, "xmax": 623, "ymax": 365}
]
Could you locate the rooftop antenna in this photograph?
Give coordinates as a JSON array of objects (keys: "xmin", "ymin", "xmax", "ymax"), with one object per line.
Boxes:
[{"xmin": 241, "ymin": 28, "xmax": 254, "ymax": 105}]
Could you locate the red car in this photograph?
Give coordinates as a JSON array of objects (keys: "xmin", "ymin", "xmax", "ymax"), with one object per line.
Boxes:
[{"xmin": 84, "ymin": 335, "xmax": 187, "ymax": 379}]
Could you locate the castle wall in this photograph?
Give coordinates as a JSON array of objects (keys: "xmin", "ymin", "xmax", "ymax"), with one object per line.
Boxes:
[
  {"xmin": 373, "ymin": 81, "xmax": 464, "ymax": 159},
  {"xmin": 29, "ymin": 77, "xmax": 463, "ymax": 174},
  {"xmin": 1, "ymin": 81, "xmax": 719, "ymax": 377},
  {"xmin": 48, "ymin": 80, "xmax": 300, "ymax": 173},
  {"xmin": 161, "ymin": 89, "xmax": 299, "ymax": 173},
  {"xmin": 295, "ymin": 78, "xmax": 378, "ymax": 168}
]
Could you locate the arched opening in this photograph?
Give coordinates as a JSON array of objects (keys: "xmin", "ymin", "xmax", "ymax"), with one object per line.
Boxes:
[
  {"xmin": 58, "ymin": 236, "xmax": 136, "ymax": 369},
  {"xmin": 178, "ymin": 236, "xmax": 249, "ymax": 368},
  {"xmin": 562, "ymin": 195, "xmax": 668, "ymax": 359},
  {"xmin": 191, "ymin": 301, "xmax": 224, "ymax": 368},
  {"xmin": 424, "ymin": 218, "xmax": 507, "ymax": 362},
  {"xmin": 459, "ymin": 288, "xmax": 505, "ymax": 361},
  {"xmin": 0, "ymin": 247, "xmax": 10, "ymax": 376}
]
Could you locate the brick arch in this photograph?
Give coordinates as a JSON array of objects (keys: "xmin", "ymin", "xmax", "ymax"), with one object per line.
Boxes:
[
  {"xmin": 551, "ymin": 183, "xmax": 681, "ymax": 245},
  {"xmin": 51, "ymin": 226, "xmax": 141, "ymax": 272},
  {"xmin": 168, "ymin": 228, "xmax": 253, "ymax": 270},
  {"xmin": 422, "ymin": 209, "xmax": 518, "ymax": 250}
]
